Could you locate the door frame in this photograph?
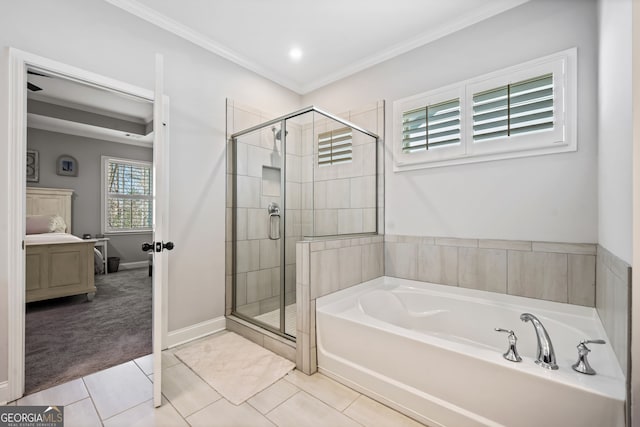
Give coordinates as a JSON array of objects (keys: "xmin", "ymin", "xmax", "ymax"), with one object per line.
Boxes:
[{"xmin": 6, "ymin": 47, "xmax": 169, "ymax": 402}]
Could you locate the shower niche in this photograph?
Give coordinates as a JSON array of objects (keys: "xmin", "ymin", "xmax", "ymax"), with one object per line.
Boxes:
[{"xmin": 227, "ymin": 104, "xmax": 382, "ymax": 341}]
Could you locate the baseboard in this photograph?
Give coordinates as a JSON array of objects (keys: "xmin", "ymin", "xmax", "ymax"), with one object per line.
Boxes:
[
  {"xmin": 119, "ymin": 261, "xmax": 148, "ymax": 271},
  {"xmin": 166, "ymin": 316, "xmax": 226, "ymax": 348},
  {"xmin": 0, "ymin": 381, "xmax": 8, "ymax": 405}
]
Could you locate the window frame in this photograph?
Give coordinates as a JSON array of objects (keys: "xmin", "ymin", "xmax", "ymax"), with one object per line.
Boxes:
[
  {"xmin": 394, "ymin": 85, "xmax": 465, "ymax": 167},
  {"xmin": 392, "ymin": 48, "xmax": 577, "ymax": 171},
  {"xmin": 101, "ymin": 156, "xmax": 153, "ymax": 235}
]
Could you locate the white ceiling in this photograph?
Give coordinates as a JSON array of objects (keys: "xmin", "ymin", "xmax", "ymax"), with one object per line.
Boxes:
[
  {"xmin": 27, "ymin": 71, "xmax": 154, "ymax": 146},
  {"xmin": 105, "ymin": 0, "xmax": 529, "ymax": 94},
  {"xmin": 27, "ymin": 73, "xmax": 153, "ymax": 122}
]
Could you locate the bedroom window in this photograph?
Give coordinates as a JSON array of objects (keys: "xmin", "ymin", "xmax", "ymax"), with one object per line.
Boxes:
[
  {"xmin": 392, "ymin": 48, "xmax": 576, "ymax": 171},
  {"xmin": 102, "ymin": 157, "xmax": 152, "ymax": 234}
]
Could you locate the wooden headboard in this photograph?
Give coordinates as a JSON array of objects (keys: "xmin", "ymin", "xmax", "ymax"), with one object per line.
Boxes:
[{"xmin": 26, "ymin": 187, "xmax": 73, "ymax": 233}]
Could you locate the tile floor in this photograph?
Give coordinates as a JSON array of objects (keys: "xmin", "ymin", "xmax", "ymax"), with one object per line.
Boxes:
[{"xmin": 5, "ymin": 338, "xmax": 426, "ymax": 427}]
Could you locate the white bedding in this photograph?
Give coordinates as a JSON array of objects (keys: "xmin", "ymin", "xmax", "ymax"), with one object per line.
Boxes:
[
  {"xmin": 94, "ymin": 248, "xmax": 104, "ymax": 274},
  {"xmin": 25, "ymin": 232, "xmax": 85, "ymax": 245},
  {"xmin": 26, "ymin": 232, "xmax": 104, "ymax": 274}
]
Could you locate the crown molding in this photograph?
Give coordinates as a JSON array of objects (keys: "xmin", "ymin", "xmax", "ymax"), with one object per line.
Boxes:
[
  {"xmin": 105, "ymin": 0, "xmax": 529, "ymax": 95},
  {"xmin": 104, "ymin": 0, "xmax": 304, "ymax": 93},
  {"xmin": 299, "ymin": 0, "xmax": 530, "ymax": 94}
]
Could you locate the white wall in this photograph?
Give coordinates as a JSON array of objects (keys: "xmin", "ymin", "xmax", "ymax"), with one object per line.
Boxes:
[
  {"xmin": 0, "ymin": 0, "xmax": 301, "ymax": 384},
  {"xmin": 632, "ymin": 0, "xmax": 640, "ymax": 421},
  {"xmin": 304, "ymin": 0, "xmax": 599, "ymax": 244},
  {"xmin": 0, "ymin": 41, "xmax": 9, "ymax": 393},
  {"xmin": 598, "ymin": 0, "xmax": 633, "ymax": 265}
]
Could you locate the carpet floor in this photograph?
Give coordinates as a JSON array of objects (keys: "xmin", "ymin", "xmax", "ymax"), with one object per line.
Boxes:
[{"xmin": 25, "ymin": 268, "xmax": 152, "ymax": 394}]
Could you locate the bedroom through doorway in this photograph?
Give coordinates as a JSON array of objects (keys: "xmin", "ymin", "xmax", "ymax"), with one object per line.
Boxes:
[{"xmin": 23, "ymin": 67, "xmax": 155, "ymax": 394}]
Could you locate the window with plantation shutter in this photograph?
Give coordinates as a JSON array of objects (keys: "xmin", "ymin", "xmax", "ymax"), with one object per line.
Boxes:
[
  {"xmin": 318, "ymin": 127, "xmax": 352, "ymax": 167},
  {"xmin": 472, "ymin": 74, "xmax": 553, "ymax": 142},
  {"xmin": 402, "ymin": 98, "xmax": 461, "ymax": 153},
  {"xmin": 393, "ymin": 48, "xmax": 576, "ymax": 171},
  {"xmin": 102, "ymin": 157, "xmax": 153, "ymax": 233}
]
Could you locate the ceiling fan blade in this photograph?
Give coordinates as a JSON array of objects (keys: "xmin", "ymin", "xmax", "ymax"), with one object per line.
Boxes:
[
  {"xmin": 27, "ymin": 82, "xmax": 43, "ymax": 92},
  {"xmin": 27, "ymin": 70, "xmax": 49, "ymax": 77}
]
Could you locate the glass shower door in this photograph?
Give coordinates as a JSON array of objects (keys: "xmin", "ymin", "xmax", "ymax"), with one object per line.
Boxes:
[{"xmin": 233, "ymin": 123, "xmax": 285, "ymax": 334}]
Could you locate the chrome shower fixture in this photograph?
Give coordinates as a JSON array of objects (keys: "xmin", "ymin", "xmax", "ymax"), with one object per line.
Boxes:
[{"xmin": 271, "ymin": 126, "xmax": 288, "ymax": 141}]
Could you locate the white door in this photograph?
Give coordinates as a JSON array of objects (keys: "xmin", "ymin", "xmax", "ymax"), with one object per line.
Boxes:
[
  {"xmin": 152, "ymin": 53, "xmax": 170, "ymax": 407},
  {"xmin": 7, "ymin": 49, "xmax": 171, "ymax": 404}
]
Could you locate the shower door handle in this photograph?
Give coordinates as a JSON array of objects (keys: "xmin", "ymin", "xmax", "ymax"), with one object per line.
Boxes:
[{"xmin": 268, "ymin": 202, "xmax": 281, "ymax": 240}]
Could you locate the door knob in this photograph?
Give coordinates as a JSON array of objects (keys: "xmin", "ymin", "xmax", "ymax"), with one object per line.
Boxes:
[{"xmin": 142, "ymin": 241, "xmax": 174, "ymax": 252}]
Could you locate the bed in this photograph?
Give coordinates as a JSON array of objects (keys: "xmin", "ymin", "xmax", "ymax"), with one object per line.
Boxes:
[{"xmin": 25, "ymin": 187, "xmax": 97, "ymax": 303}]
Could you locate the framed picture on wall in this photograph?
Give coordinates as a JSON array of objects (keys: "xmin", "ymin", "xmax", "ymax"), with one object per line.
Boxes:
[
  {"xmin": 26, "ymin": 150, "xmax": 39, "ymax": 182},
  {"xmin": 56, "ymin": 155, "xmax": 78, "ymax": 177}
]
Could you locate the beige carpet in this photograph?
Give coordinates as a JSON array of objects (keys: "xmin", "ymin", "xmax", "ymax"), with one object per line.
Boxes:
[
  {"xmin": 174, "ymin": 332, "xmax": 295, "ymax": 405},
  {"xmin": 25, "ymin": 268, "xmax": 151, "ymax": 394}
]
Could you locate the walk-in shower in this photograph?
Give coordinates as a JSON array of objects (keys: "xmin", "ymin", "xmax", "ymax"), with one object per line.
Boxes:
[{"xmin": 230, "ymin": 106, "xmax": 379, "ymax": 340}]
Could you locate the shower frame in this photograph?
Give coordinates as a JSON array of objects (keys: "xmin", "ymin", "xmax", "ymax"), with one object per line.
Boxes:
[{"xmin": 230, "ymin": 105, "xmax": 380, "ymax": 341}]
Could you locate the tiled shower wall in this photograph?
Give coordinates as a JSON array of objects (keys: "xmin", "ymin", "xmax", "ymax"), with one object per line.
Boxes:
[
  {"xmin": 225, "ymin": 100, "xmax": 299, "ymax": 318},
  {"xmin": 226, "ymin": 100, "xmax": 385, "ymax": 370},
  {"xmin": 296, "ymin": 235, "xmax": 385, "ymax": 374},
  {"xmin": 226, "ymin": 101, "xmax": 385, "ymax": 317},
  {"xmin": 596, "ymin": 245, "xmax": 630, "ymax": 375},
  {"xmin": 300, "ymin": 103, "xmax": 384, "ymax": 236},
  {"xmin": 385, "ymin": 235, "xmax": 597, "ymax": 306}
]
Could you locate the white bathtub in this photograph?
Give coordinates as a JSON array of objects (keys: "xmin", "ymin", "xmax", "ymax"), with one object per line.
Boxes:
[{"xmin": 316, "ymin": 276, "xmax": 625, "ymax": 427}]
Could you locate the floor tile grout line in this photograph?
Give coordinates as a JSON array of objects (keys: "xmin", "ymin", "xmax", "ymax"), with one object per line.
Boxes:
[
  {"xmin": 341, "ymin": 393, "xmax": 361, "ymax": 413},
  {"xmin": 339, "ymin": 396, "xmax": 369, "ymax": 427},
  {"xmin": 99, "ymin": 397, "xmax": 147, "ymax": 422},
  {"xmin": 17, "ymin": 377, "xmax": 91, "ymax": 407},
  {"xmin": 272, "ymin": 389, "xmax": 366, "ymax": 427},
  {"xmin": 264, "ymin": 389, "xmax": 315, "ymax": 423},
  {"xmin": 132, "ymin": 356, "xmax": 153, "ymax": 384},
  {"xmin": 80, "ymin": 377, "xmax": 104, "ymax": 426},
  {"xmin": 181, "ymin": 395, "xmax": 227, "ymax": 422},
  {"xmin": 259, "ymin": 388, "xmax": 302, "ymax": 417},
  {"xmin": 162, "ymin": 397, "xmax": 190, "ymax": 426},
  {"xmin": 85, "ymin": 363, "xmax": 155, "ymax": 423},
  {"xmin": 284, "ymin": 371, "xmax": 363, "ymax": 412},
  {"xmin": 163, "ymin": 357, "xmax": 225, "ymax": 402},
  {"xmin": 132, "ymin": 355, "xmax": 152, "ymax": 376}
]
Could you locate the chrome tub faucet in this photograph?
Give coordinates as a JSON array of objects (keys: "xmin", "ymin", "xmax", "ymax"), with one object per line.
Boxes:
[{"xmin": 520, "ymin": 313, "xmax": 558, "ymax": 370}]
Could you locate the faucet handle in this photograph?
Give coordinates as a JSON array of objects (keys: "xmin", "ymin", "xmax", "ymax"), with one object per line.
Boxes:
[
  {"xmin": 495, "ymin": 328, "xmax": 522, "ymax": 362},
  {"xmin": 572, "ymin": 339, "xmax": 606, "ymax": 375}
]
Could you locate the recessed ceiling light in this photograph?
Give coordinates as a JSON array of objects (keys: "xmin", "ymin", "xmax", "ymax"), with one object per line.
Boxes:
[{"xmin": 289, "ymin": 47, "xmax": 303, "ymax": 62}]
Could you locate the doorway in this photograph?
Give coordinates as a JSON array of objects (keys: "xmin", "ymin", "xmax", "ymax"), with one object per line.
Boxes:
[
  {"xmin": 7, "ymin": 48, "xmax": 169, "ymax": 405},
  {"xmin": 24, "ymin": 68, "xmax": 155, "ymax": 394}
]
